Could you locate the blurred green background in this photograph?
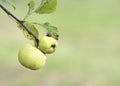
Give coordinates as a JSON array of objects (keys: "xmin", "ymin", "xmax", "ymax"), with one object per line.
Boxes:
[{"xmin": 0, "ymin": 0, "xmax": 120, "ymax": 86}]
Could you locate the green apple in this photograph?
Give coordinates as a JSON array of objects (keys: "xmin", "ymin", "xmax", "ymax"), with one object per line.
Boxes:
[
  {"xmin": 39, "ymin": 36, "xmax": 57, "ymax": 54},
  {"xmin": 18, "ymin": 44, "xmax": 46, "ymax": 70}
]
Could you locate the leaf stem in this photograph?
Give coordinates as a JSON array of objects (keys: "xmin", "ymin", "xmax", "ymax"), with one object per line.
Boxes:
[
  {"xmin": 23, "ymin": 7, "xmax": 31, "ymax": 20},
  {"xmin": 0, "ymin": 4, "xmax": 39, "ymax": 47},
  {"xmin": 33, "ymin": 22, "xmax": 43, "ymax": 26}
]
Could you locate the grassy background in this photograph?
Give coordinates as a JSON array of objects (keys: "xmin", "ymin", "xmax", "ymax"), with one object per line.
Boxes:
[{"xmin": 0, "ymin": 0, "xmax": 120, "ymax": 86}]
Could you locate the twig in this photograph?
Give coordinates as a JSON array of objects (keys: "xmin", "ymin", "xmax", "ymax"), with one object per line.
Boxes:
[{"xmin": 0, "ymin": 4, "xmax": 39, "ymax": 47}]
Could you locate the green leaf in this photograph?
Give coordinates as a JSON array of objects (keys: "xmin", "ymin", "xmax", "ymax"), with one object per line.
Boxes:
[
  {"xmin": 28, "ymin": 0, "xmax": 35, "ymax": 11},
  {"xmin": 43, "ymin": 22, "xmax": 59, "ymax": 40},
  {"xmin": 35, "ymin": 0, "xmax": 57, "ymax": 14},
  {"xmin": 1, "ymin": 0, "xmax": 16, "ymax": 9}
]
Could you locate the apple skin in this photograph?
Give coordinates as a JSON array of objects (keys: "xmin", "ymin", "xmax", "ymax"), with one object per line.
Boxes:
[
  {"xmin": 39, "ymin": 36, "xmax": 57, "ymax": 54},
  {"xmin": 18, "ymin": 44, "xmax": 46, "ymax": 70}
]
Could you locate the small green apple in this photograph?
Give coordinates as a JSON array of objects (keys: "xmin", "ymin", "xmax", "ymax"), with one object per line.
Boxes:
[
  {"xmin": 39, "ymin": 36, "xmax": 57, "ymax": 54},
  {"xmin": 18, "ymin": 44, "xmax": 46, "ymax": 70}
]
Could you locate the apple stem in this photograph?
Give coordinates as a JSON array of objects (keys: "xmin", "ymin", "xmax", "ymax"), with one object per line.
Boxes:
[{"xmin": 0, "ymin": 4, "xmax": 39, "ymax": 47}]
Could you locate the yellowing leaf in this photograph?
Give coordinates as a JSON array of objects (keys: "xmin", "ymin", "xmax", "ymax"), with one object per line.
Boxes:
[
  {"xmin": 17, "ymin": 21, "xmax": 39, "ymax": 41},
  {"xmin": 23, "ymin": 21, "xmax": 39, "ymax": 40}
]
